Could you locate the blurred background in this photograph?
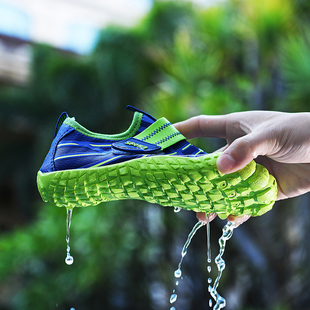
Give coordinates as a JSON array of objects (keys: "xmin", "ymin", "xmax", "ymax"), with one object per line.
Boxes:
[{"xmin": 0, "ymin": 0, "xmax": 310, "ymax": 309}]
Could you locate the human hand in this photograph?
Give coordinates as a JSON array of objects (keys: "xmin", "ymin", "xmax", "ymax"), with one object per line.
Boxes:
[{"xmin": 174, "ymin": 111, "xmax": 310, "ymax": 226}]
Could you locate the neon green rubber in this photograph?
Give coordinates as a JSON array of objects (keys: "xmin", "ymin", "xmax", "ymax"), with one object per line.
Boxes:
[{"xmin": 37, "ymin": 152, "xmax": 277, "ymax": 219}]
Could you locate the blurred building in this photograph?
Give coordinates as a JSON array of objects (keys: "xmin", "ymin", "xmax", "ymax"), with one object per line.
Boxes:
[
  {"xmin": 0, "ymin": 0, "xmax": 152, "ymax": 85},
  {"xmin": 0, "ymin": 0, "xmax": 223, "ymax": 86}
]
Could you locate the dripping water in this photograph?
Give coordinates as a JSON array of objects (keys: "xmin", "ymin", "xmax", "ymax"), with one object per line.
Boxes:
[
  {"xmin": 206, "ymin": 214, "xmax": 212, "ymax": 307},
  {"xmin": 170, "ymin": 221, "xmax": 204, "ymax": 309},
  {"xmin": 206, "ymin": 214, "xmax": 211, "ymax": 264},
  {"xmin": 65, "ymin": 208, "xmax": 74, "ymax": 265}
]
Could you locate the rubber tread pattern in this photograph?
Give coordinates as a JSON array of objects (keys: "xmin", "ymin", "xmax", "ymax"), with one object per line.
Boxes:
[{"xmin": 37, "ymin": 153, "xmax": 277, "ymax": 219}]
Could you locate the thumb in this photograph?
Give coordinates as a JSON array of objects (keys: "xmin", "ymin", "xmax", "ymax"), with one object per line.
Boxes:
[{"xmin": 216, "ymin": 132, "xmax": 271, "ymax": 174}]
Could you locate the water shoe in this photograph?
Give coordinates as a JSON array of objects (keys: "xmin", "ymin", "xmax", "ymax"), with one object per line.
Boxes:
[{"xmin": 37, "ymin": 106, "xmax": 277, "ymax": 219}]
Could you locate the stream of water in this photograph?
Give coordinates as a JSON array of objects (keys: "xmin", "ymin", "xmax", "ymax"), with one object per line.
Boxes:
[
  {"xmin": 209, "ymin": 221, "xmax": 235, "ymax": 310},
  {"xmin": 170, "ymin": 218, "xmax": 235, "ymax": 310},
  {"xmin": 65, "ymin": 208, "xmax": 74, "ymax": 265},
  {"xmin": 63, "ymin": 207, "xmax": 234, "ymax": 309},
  {"xmin": 169, "ymin": 220, "xmax": 204, "ymax": 310}
]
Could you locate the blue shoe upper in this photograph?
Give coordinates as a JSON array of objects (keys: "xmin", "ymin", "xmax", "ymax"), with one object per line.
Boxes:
[{"xmin": 40, "ymin": 106, "xmax": 207, "ymax": 173}]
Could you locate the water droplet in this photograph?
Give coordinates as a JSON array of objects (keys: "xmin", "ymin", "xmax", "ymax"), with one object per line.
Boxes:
[
  {"xmin": 65, "ymin": 255, "xmax": 74, "ymax": 265},
  {"xmin": 174, "ymin": 269, "xmax": 182, "ymax": 278},
  {"xmin": 175, "ymin": 281, "xmax": 179, "ymax": 286},
  {"xmin": 174, "ymin": 207, "xmax": 182, "ymax": 213},
  {"xmin": 209, "ymin": 299, "xmax": 213, "ymax": 307},
  {"xmin": 207, "ymin": 265, "xmax": 211, "ymax": 273},
  {"xmin": 170, "ymin": 293, "xmax": 177, "ymax": 303},
  {"xmin": 208, "ymin": 278, "xmax": 212, "ymax": 284},
  {"xmin": 170, "ymin": 307, "xmax": 176, "ymax": 310}
]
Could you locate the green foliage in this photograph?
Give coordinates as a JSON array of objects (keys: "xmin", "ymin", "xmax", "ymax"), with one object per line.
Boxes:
[
  {"xmin": 280, "ymin": 30, "xmax": 310, "ymax": 111},
  {"xmin": 241, "ymin": 0, "xmax": 295, "ymax": 53},
  {"xmin": 138, "ymin": 1, "xmax": 195, "ymax": 45},
  {"xmin": 142, "ymin": 0, "xmax": 298, "ymax": 119}
]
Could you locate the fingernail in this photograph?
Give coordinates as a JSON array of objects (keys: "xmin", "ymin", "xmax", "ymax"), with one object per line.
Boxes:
[{"xmin": 217, "ymin": 154, "xmax": 236, "ymax": 172}]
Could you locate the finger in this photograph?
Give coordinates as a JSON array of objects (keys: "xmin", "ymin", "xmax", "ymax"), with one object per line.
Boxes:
[
  {"xmin": 196, "ymin": 212, "xmax": 217, "ymax": 224},
  {"xmin": 213, "ymin": 145, "xmax": 228, "ymax": 153},
  {"xmin": 227, "ymin": 215, "xmax": 251, "ymax": 227},
  {"xmin": 217, "ymin": 131, "xmax": 272, "ymax": 174},
  {"xmin": 174, "ymin": 115, "xmax": 227, "ymax": 140}
]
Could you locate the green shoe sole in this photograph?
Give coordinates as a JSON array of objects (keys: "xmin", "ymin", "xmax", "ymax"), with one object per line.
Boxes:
[{"xmin": 37, "ymin": 152, "xmax": 277, "ymax": 219}]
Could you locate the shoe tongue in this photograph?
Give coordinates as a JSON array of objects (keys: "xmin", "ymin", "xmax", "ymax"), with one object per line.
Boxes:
[
  {"xmin": 126, "ymin": 105, "xmax": 157, "ymax": 123},
  {"xmin": 126, "ymin": 105, "xmax": 159, "ymax": 135}
]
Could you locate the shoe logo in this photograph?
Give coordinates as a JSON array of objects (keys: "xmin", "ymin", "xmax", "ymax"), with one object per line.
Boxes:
[
  {"xmin": 112, "ymin": 138, "xmax": 161, "ymax": 154},
  {"xmin": 125, "ymin": 141, "xmax": 148, "ymax": 150}
]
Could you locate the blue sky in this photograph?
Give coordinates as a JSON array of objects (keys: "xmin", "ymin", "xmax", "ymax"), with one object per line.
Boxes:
[{"xmin": 0, "ymin": 0, "xmax": 153, "ymax": 53}]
